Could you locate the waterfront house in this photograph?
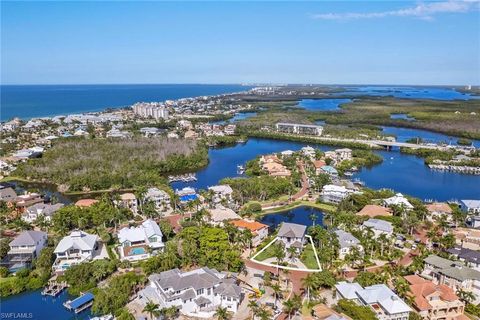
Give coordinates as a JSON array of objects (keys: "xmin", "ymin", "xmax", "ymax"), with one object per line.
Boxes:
[
  {"xmin": 208, "ymin": 185, "xmax": 233, "ymax": 206},
  {"xmin": 75, "ymin": 199, "xmax": 99, "ymax": 207},
  {"xmin": 144, "ymin": 187, "xmax": 171, "ymax": 211},
  {"xmin": 301, "ymin": 146, "xmax": 316, "ymax": 158},
  {"xmin": 116, "ymin": 193, "xmax": 138, "ymax": 215},
  {"xmin": 320, "ymin": 165, "xmax": 338, "ymax": 177},
  {"xmin": 313, "ymin": 160, "xmax": 327, "ymax": 175},
  {"xmin": 356, "ymin": 204, "xmax": 392, "ymax": 218},
  {"xmin": 426, "ymin": 202, "xmax": 453, "ymax": 223},
  {"xmin": 176, "ymin": 187, "xmax": 198, "ymax": 203},
  {"xmin": 422, "ymin": 254, "xmax": 480, "ymax": 303},
  {"xmin": 14, "ymin": 193, "xmax": 43, "ymax": 212},
  {"xmin": 207, "ymin": 207, "xmax": 241, "ymax": 225},
  {"xmin": 137, "ymin": 267, "xmax": 242, "ymax": 318},
  {"xmin": 383, "ymin": 193, "xmax": 414, "ymax": 211},
  {"xmin": 320, "ymin": 184, "xmax": 353, "ymax": 204},
  {"xmin": 0, "ymin": 187, "xmax": 17, "ymax": 202},
  {"xmin": 0, "ymin": 230, "xmax": 47, "ymax": 273},
  {"xmin": 446, "ymin": 246, "xmax": 480, "ymax": 271},
  {"xmin": 22, "ymin": 202, "xmax": 64, "ymax": 223},
  {"xmin": 277, "ymin": 222, "xmax": 306, "ymax": 251},
  {"xmin": 404, "ymin": 274, "xmax": 465, "ymax": 320},
  {"xmin": 334, "ymin": 148, "xmax": 353, "ymax": 162},
  {"xmin": 362, "ymin": 218, "xmax": 394, "ymax": 238},
  {"xmin": 260, "ymin": 155, "xmax": 291, "ymax": 177},
  {"xmin": 334, "ymin": 230, "xmax": 363, "ymax": 260},
  {"xmin": 334, "ymin": 281, "xmax": 411, "ymax": 320},
  {"xmin": 118, "ymin": 219, "xmax": 164, "ymax": 261},
  {"xmin": 460, "ymin": 200, "xmax": 480, "ymax": 215},
  {"xmin": 229, "ymin": 219, "xmax": 268, "ymax": 247},
  {"xmin": 452, "ymin": 228, "xmax": 480, "ymax": 250},
  {"xmin": 53, "ymin": 230, "xmax": 99, "ymax": 272}
]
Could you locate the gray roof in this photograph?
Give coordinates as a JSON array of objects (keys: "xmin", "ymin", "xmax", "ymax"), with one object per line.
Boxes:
[
  {"xmin": 447, "ymin": 246, "xmax": 480, "ymax": 265},
  {"xmin": 278, "ymin": 222, "xmax": 306, "ymax": 239},
  {"xmin": 424, "ymin": 254, "xmax": 480, "ymax": 281},
  {"xmin": 25, "ymin": 203, "xmax": 64, "ymax": 217},
  {"xmin": 363, "ymin": 218, "xmax": 393, "ymax": 233},
  {"xmin": 10, "ymin": 230, "xmax": 47, "ymax": 247},
  {"xmin": 213, "ymin": 279, "xmax": 242, "ymax": 299},
  {"xmin": 0, "ymin": 187, "xmax": 17, "ymax": 201},
  {"xmin": 461, "ymin": 200, "xmax": 480, "ymax": 209},
  {"xmin": 194, "ymin": 296, "xmax": 211, "ymax": 305},
  {"xmin": 335, "ymin": 230, "xmax": 361, "ymax": 249}
]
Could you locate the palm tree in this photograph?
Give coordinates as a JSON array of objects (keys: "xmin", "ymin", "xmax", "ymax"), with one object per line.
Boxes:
[
  {"xmin": 256, "ymin": 306, "xmax": 272, "ymax": 320},
  {"xmin": 309, "ymin": 212, "xmax": 317, "ymax": 226},
  {"xmin": 283, "ymin": 294, "xmax": 301, "ymax": 320},
  {"xmin": 214, "ymin": 306, "xmax": 231, "ymax": 320},
  {"xmin": 271, "ymin": 282, "xmax": 282, "ymax": 307},
  {"xmin": 302, "ymin": 273, "xmax": 318, "ymax": 302},
  {"xmin": 186, "ymin": 200, "xmax": 195, "ymax": 220},
  {"xmin": 287, "ymin": 246, "xmax": 297, "ymax": 263},
  {"xmin": 457, "ymin": 289, "xmax": 476, "ymax": 304},
  {"xmin": 247, "ymin": 299, "xmax": 258, "ymax": 320},
  {"xmin": 143, "ymin": 301, "xmax": 160, "ymax": 320},
  {"xmin": 272, "ymin": 243, "xmax": 285, "ymax": 275}
]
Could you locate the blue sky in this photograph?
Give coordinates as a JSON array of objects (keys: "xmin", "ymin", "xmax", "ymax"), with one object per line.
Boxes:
[{"xmin": 1, "ymin": 1, "xmax": 479, "ymax": 85}]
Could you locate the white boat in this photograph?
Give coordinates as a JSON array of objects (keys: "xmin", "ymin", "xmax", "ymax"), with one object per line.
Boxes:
[{"xmin": 237, "ymin": 165, "xmax": 245, "ymax": 175}]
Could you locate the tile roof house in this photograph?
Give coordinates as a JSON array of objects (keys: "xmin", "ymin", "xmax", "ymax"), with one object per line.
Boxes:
[
  {"xmin": 0, "ymin": 187, "xmax": 17, "ymax": 202},
  {"xmin": 118, "ymin": 219, "xmax": 164, "ymax": 261},
  {"xmin": 75, "ymin": 199, "xmax": 99, "ymax": 207},
  {"xmin": 356, "ymin": 204, "xmax": 392, "ymax": 218},
  {"xmin": 312, "ymin": 304, "xmax": 352, "ymax": 320},
  {"xmin": 335, "ymin": 281, "xmax": 411, "ymax": 320},
  {"xmin": 405, "ymin": 274, "xmax": 465, "ymax": 320},
  {"xmin": 334, "ymin": 230, "xmax": 363, "ymax": 259},
  {"xmin": 277, "ymin": 222, "xmax": 307, "ymax": 251},
  {"xmin": 116, "ymin": 193, "xmax": 138, "ymax": 214},
  {"xmin": 422, "ymin": 254, "xmax": 480, "ymax": 304},
  {"xmin": 229, "ymin": 219, "xmax": 268, "ymax": 246},
  {"xmin": 53, "ymin": 230, "xmax": 99, "ymax": 273},
  {"xmin": 0, "ymin": 230, "xmax": 47, "ymax": 273},
  {"xmin": 137, "ymin": 267, "xmax": 242, "ymax": 318},
  {"xmin": 362, "ymin": 218, "xmax": 394, "ymax": 238},
  {"xmin": 22, "ymin": 203, "xmax": 64, "ymax": 223},
  {"xmin": 426, "ymin": 202, "xmax": 453, "ymax": 222}
]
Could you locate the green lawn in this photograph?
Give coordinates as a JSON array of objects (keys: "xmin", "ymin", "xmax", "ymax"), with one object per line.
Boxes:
[
  {"xmin": 300, "ymin": 244, "xmax": 320, "ymax": 269},
  {"xmin": 254, "ymin": 243, "xmax": 278, "ymax": 261}
]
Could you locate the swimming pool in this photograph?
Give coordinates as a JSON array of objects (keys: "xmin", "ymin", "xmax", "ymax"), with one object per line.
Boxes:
[{"xmin": 129, "ymin": 247, "xmax": 146, "ymax": 255}]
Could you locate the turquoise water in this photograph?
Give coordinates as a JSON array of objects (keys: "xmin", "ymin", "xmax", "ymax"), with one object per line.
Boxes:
[
  {"xmin": 0, "ymin": 84, "xmax": 252, "ymax": 121},
  {"xmin": 130, "ymin": 247, "xmax": 146, "ymax": 255}
]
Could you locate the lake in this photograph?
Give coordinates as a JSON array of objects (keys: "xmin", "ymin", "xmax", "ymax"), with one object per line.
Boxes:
[
  {"xmin": 390, "ymin": 113, "xmax": 416, "ymax": 121},
  {"xmin": 1, "ymin": 289, "xmax": 92, "ymax": 320},
  {"xmin": 260, "ymin": 206, "xmax": 324, "ymax": 230},
  {"xmin": 171, "ymin": 138, "xmax": 480, "ymax": 202},
  {"xmin": 296, "ymin": 98, "xmax": 352, "ymax": 111},
  {"xmin": 333, "ymin": 86, "xmax": 479, "ymax": 100},
  {"xmin": 210, "ymin": 111, "xmax": 258, "ymax": 125},
  {"xmin": 0, "ymin": 84, "xmax": 252, "ymax": 121}
]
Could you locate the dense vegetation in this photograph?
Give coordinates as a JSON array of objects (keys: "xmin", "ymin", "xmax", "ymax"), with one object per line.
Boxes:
[
  {"xmin": 60, "ymin": 259, "xmax": 118, "ymax": 295},
  {"xmin": 14, "ymin": 137, "xmax": 208, "ymax": 191},
  {"xmin": 221, "ymin": 176, "xmax": 295, "ymax": 203},
  {"xmin": 336, "ymin": 150, "xmax": 383, "ymax": 173}
]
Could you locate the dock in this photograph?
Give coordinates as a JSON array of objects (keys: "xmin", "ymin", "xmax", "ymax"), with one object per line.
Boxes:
[
  {"xmin": 64, "ymin": 292, "xmax": 94, "ymax": 314},
  {"xmin": 41, "ymin": 280, "xmax": 68, "ymax": 297},
  {"xmin": 168, "ymin": 173, "xmax": 197, "ymax": 182}
]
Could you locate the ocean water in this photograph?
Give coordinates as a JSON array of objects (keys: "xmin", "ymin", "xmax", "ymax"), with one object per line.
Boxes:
[{"xmin": 0, "ymin": 84, "xmax": 251, "ymax": 121}]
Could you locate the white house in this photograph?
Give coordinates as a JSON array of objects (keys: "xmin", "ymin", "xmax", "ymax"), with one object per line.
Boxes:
[
  {"xmin": 320, "ymin": 184, "xmax": 353, "ymax": 204},
  {"xmin": 460, "ymin": 200, "xmax": 480, "ymax": 215},
  {"xmin": 137, "ymin": 267, "xmax": 242, "ymax": 318},
  {"xmin": 383, "ymin": 193, "xmax": 414, "ymax": 211},
  {"xmin": 362, "ymin": 218, "xmax": 394, "ymax": 238},
  {"xmin": 335, "ymin": 281, "xmax": 411, "ymax": 320},
  {"xmin": 116, "ymin": 193, "xmax": 138, "ymax": 215},
  {"xmin": 301, "ymin": 146, "xmax": 316, "ymax": 158},
  {"xmin": 208, "ymin": 185, "xmax": 233, "ymax": 206},
  {"xmin": 53, "ymin": 230, "xmax": 99, "ymax": 272},
  {"xmin": 1, "ymin": 231, "xmax": 48, "ymax": 272},
  {"xmin": 22, "ymin": 203, "xmax": 64, "ymax": 223},
  {"xmin": 118, "ymin": 219, "xmax": 164, "ymax": 261},
  {"xmin": 144, "ymin": 187, "xmax": 171, "ymax": 211},
  {"xmin": 277, "ymin": 222, "xmax": 306, "ymax": 251},
  {"xmin": 334, "ymin": 230, "xmax": 363, "ymax": 260},
  {"xmin": 334, "ymin": 148, "xmax": 353, "ymax": 161}
]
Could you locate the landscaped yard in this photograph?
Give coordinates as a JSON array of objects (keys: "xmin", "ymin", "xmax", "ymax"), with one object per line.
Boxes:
[
  {"xmin": 300, "ymin": 243, "xmax": 320, "ymax": 269},
  {"xmin": 254, "ymin": 241, "xmax": 279, "ymax": 262}
]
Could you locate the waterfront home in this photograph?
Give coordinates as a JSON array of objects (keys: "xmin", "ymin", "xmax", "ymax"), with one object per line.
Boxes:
[
  {"xmin": 446, "ymin": 246, "xmax": 480, "ymax": 271},
  {"xmin": 0, "ymin": 230, "xmax": 47, "ymax": 272},
  {"xmin": 0, "ymin": 187, "xmax": 17, "ymax": 202},
  {"xmin": 224, "ymin": 124, "xmax": 236, "ymax": 135},
  {"xmin": 362, "ymin": 218, "xmax": 394, "ymax": 238},
  {"xmin": 75, "ymin": 199, "xmax": 99, "ymax": 207},
  {"xmin": 404, "ymin": 275, "xmax": 465, "ymax": 320},
  {"xmin": 320, "ymin": 184, "xmax": 353, "ymax": 204},
  {"xmin": 116, "ymin": 193, "xmax": 138, "ymax": 215},
  {"xmin": 229, "ymin": 219, "xmax": 268, "ymax": 247},
  {"xmin": 260, "ymin": 155, "xmax": 291, "ymax": 177},
  {"xmin": 334, "ymin": 148, "xmax": 353, "ymax": 162},
  {"xmin": 207, "ymin": 207, "xmax": 241, "ymax": 225},
  {"xmin": 422, "ymin": 254, "xmax": 480, "ymax": 303},
  {"xmin": 14, "ymin": 193, "xmax": 43, "ymax": 212},
  {"xmin": 53, "ymin": 230, "xmax": 99, "ymax": 272},
  {"xmin": 460, "ymin": 200, "xmax": 480, "ymax": 214},
  {"xmin": 425, "ymin": 202, "xmax": 453, "ymax": 222},
  {"xmin": 280, "ymin": 150, "xmax": 295, "ymax": 157},
  {"xmin": 453, "ymin": 228, "xmax": 480, "ymax": 250},
  {"xmin": 118, "ymin": 219, "xmax": 164, "ymax": 261},
  {"xmin": 334, "ymin": 230, "xmax": 363, "ymax": 260},
  {"xmin": 334, "ymin": 281, "xmax": 411, "ymax": 320},
  {"xmin": 356, "ymin": 204, "xmax": 392, "ymax": 218},
  {"xmin": 137, "ymin": 267, "xmax": 242, "ymax": 318},
  {"xmin": 383, "ymin": 193, "xmax": 414, "ymax": 211},
  {"xmin": 313, "ymin": 160, "xmax": 327, "ymax": 175},
  {"xmin": 320, "ymin": 165, "xmax": 338, "ymax": 177},
  {"xmin": 144, "ymin": 187, "xmax": 171, "ymax": 211},
  {"xmin": 277, "ymin": 222, "xmax": 306, "ymax": 251},
  {"xmin": 22, "ymin": 202, "xmax": 64, "ymax": 223},
  {"xmin": 207, "ymin": 185, "xmax": 233, "ymax": 206},
  {"xmin": 466, "ymin": 216, "xmax": 480, "ymax": 229},
  {"xmin": 301, "ymin": 146, "xmax": 316, "ymax": 158}
]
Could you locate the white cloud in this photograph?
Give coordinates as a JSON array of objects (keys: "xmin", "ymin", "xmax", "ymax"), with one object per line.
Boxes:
[{"xmin": 312, "ymin": 0, "xmax": 479, "ymax": 21}]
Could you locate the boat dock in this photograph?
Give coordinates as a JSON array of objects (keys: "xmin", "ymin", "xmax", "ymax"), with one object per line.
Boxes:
[
  {"xmin": 168, "ymin": 173, "xmax": 197, "ymax": 182},
  {"xmin": 41, "ymin": 280, "xmax": 68, "ymax": 297},
  {"xmin": 64, "ymin": 292, "xmax": 94, "ymax": 314}
]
